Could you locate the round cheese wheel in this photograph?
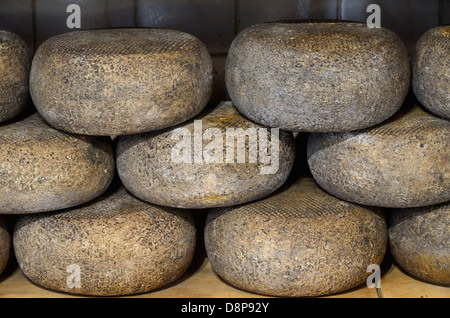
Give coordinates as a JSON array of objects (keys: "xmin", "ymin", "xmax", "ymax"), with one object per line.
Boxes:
[
  {"xmin": 30, "ymin": 28, "xmax": 213, "ymax": 136},
  {"xmin": 117, "ymin": 102, "xmax": 295, "ymax": 209},
  {"xmin": 13, "ymin": 187, "xmax": 197, "ymax": 296},
  {"xmin": 226, "ymin": 22, "xmax": 410, "ymax": 132},
  {"xmin": 0, "ymin": 113, "xmax": 115, "ymax": 214},
  {"xmin": 205, "ymin": 178, "xmax": 388, "ymax": 297},
  {"xmin": 389, "ymin": 201, "xmax": 449, "ymax": 286},
  {"xmin": 413, "ymin": 26, "xmax": 450, "ymax": 119},
  {"xmin": 307, "ymin": 105, "xmax": 450, "ymax": 208},
  {"xmin": 0, "ymin": 30, "xmax": 31, "ymax": 123},
  {"xmin": 0, "ymin": 217, "xmax": 10, "ymax": 275}
]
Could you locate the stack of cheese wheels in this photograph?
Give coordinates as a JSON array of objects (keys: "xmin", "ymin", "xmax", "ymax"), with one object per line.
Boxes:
[
  {"xmin": 205, "ymin": 178, "xmax": 388, "ymax": 297},
  {"xmin": 2, "ymin": 16, "xmax": 445, "ymax": 297},
  {"xmin": 0, "ymin": 217, "xmax": 10, "ymax": 276},
  {"xmin": 30, "ymin": 28, "xmax": 213, "ymax": 136},
  {"xmin": 10, "ymin": 28, "xmax": 215, "ymax": 296},
  {"xmin": 216, "ymin": 19, "xmax": 450, "ymax": 296},
  {"xmin": 0, "ymin": 30, "xmax": 31, "ymax": 123},
  {"xmin": 117, "ymin": 101, "xmax": 295, "ymax": 208},
  {"xmin": 413, "ymin": 26, "xmax": 449, "ymax": 119},
  {"xmin": 206, "ymin": 21, "xmax": 408, "ymax": 296},
  {"xmin": 389, "ymin": 202, "xmax": 449, "ymax": 286},
  {"xmin": 13, "ymin": 187, "xmax": 196, "ymax": 296},
  {"xmin": 307, "ymin": 105, "xmax": 450, "ymax": 208},
  {"xmin": 226, "ymin": 22, "xmax": 410, "ymax": 132},
  {"xmin": 0, "ymin": 114, "xmax": 115, "ymax": 214}
]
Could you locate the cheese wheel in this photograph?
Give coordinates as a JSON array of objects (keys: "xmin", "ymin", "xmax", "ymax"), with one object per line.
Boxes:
[
  {"xmin": 30, "ymin": 28, "xmax": 213, "ymax": 136},
  {"xmin": 117, "ymin": 102, "xmax": 295, "ymax": 209},
  {"xmin": 0, "ymin": 113, "xmax": 115, "ymax": 214},
  {"xmin": 205, "ymin": 178, "xmax": 388, "ymax": 297},
  {"xmin": 389, "ymin": 201, "xmax": 450, "ymax": 286},
  {"xmin": 413, "ymin": 26, "xmax": 450, "ymax": 119},
  {"xmin": 0, "ymin": 30, "xmax": 31, "ymax": 123},
  {"xmin": 226, "ymin": 22, "xmax": 410, "ymax": 132},
  {"xmin": 308, "ymin": 105, "xmax": 450, "ymax": 208},
  {"xmin": 13, "ymin": 187, "xmax": 196, "ymax": 296},
  {"xmin": 0, "ymin": 217, "xmax": 10, "ymax": 275}
]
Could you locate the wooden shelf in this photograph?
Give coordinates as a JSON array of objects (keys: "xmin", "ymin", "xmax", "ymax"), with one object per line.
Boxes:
[{"xmin": 0, "ymin": 257, "xmax": 448, "ymax": 298}]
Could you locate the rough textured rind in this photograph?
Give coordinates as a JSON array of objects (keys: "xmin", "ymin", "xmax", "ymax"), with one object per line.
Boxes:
[
  {"xmin": 13, "ymin": 187, "xmax": 197, "ymax": 296},
  {"xmin": 117, "ymin": 102, "xmax": 295, "ymax": 209},
  {"xmin": 0, "ymin": 30, "xmax": 31, "ymax": 123},
  {"xmin": 30, "ymin": 28, "xmax": 213, "ymax": 136},
  {"xmin": 205, "ymin": 178, "xmax": 388, "ymax": 297},
  {"xmin": 226, "ymin": 22, "xmax": 410, "ymax": 132},
  {"xmin": 0, "ymin": 217, "xmax": 10, "ymax": 275},
  {"xmin": 389, "ymin": 201, "xmax": 450, "ymax": 286},
  {"xmin": 307, "ymin": 106, "xmax": 450, "ymax": 208},
  {"xmin": 0, "ymin": 113, "xmax": 115, "ymax": 214},
  {"xmin": 413, "ymin": 26, "xmax": 450, "ymax": 119}
]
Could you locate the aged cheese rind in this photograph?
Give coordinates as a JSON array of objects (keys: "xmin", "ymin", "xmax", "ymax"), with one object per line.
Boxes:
[
  {"xmin": 117, "ymin": 102, "xmax": 295, "ymax": 209},
  {"xmin": 0, "ymin": 113, "xmax": 115, "ymax": 214},
  {"xmin": 205, "ymin": 178, "xmax": 388, "ymax": 297},
  {"xmin": 226, "ymin": 22, "xmax": 410, "ymax": 132},
  {"xmin": 30, "ymin": 28, "xmax": 213, "ymax": 136},
  {"xmin": 389, "ymin": 201, "xmax": 450, "ymax": 286},
  {"xmin": 13, "ymin": 187, "xmax": 197, "ymax": 296},
  {"xmin": 307, "ymin": 106, "xmax": 450, "ymax": 208},
  {"xmin": 0, "ymin": 217, "xmax": 10, "ymax": 275},
  {"xmin": 413, "ymin": 26, "xmax": 450, "ymax": 119},
  {"xmin": 0, "ymin": 30, "xmax": 31, "ymax": 123}
]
